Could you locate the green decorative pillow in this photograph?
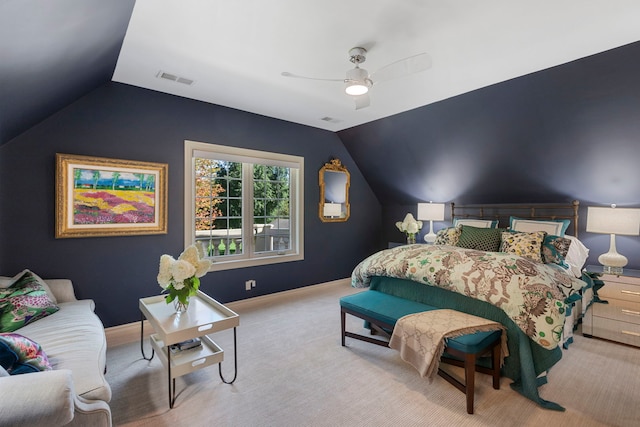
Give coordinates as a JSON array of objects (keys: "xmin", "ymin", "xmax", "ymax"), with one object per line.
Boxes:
[
  {"xmin": 500, "ymin": 231, "xmax": 546, "ymax": 263},
  {"xmin": 0, "ymin": 269, "xmax": 57, "ymax": 305},
  {"xmin": 434, "ymin": 226, "xmax": 462, "ymax": 246},
  {"xmin": 0, "ymin": 333, "xmax": 52, "ymax": 374},
  {"xmin": 0, "ymin": 271, "xmax": 59, "ymax": 333},
  {"xmin": 541, "ymin": 235, "xmax": 572, "ymax": 267},
  {"xmin": 456, "ymin": 226, "xmax": 505, "ymax": 252}
]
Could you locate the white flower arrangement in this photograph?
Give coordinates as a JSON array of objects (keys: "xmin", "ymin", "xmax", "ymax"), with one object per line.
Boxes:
[
  {"xmin": 396, "ymin": 213, "xmax": 423, "ymax": 242},
  {"xmin": 157, "ymin": 244, "xmax": 212, "ymax": 307}
]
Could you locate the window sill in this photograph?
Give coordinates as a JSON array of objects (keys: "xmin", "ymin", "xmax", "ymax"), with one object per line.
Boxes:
[{"xmin": 208, "ymin": 253, "xmax": 304, "ymax": 272}]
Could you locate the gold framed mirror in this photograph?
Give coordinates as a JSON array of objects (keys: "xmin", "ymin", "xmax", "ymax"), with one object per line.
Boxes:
[{"xmin": 319, "ymin": 158, "xmax": 350, "ymax": 222}]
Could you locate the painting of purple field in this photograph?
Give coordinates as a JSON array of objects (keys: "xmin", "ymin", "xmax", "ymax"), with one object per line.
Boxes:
[
  {"xmin": 73, "ymin": 169, "xmax": 156, "ymax": 224},
  {"xmin": 56, "ymin": 154, "xmax": 167, "ymax": 238}
]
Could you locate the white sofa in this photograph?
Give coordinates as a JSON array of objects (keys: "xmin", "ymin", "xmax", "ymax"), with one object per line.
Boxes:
[{"xmin": 0, "ymin": 277, "xmax": 111, "ymax": 427}]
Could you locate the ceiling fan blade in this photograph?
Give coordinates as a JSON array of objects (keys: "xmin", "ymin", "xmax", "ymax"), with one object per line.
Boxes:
[
  {"xmin": 281, "ymin": 72, "xmax": 343, "ymax": 82},
  {"xmin": 352, "ymin": 93, "xmax": 370, "ymax": 110},
  {"xmin": 370, "ymin": 53, "xmax": 432, "ymax": 83}
]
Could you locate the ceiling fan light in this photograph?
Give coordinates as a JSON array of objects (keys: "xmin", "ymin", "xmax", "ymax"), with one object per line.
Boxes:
[
  {"xmin": 345, "ymin": 67, "xmax": 371, "ymax": 95},
  {"xmin": 345, "ymin": 82, "xmax": 369, "ymax": 95}
]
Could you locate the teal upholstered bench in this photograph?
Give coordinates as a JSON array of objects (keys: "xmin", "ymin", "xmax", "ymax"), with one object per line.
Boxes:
[{"xmin": 340, "ymin": 290, "xmax": 502, "ymax": 414}]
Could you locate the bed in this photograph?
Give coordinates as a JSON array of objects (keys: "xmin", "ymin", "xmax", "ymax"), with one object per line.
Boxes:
[{"xmin": 351, "ymin": 201, "xmax": 594, "ymax": 411}]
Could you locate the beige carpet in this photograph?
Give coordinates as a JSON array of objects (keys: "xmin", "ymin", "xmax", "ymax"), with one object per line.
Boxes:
[{"xmin": 106, "ymin": 281, "xmax": 639, "ymax": 427}]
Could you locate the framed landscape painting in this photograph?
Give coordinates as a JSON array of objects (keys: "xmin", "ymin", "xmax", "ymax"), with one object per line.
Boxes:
[{"xmin": 55, "ymin": 153, "xmax": 168, "ymax": 238}]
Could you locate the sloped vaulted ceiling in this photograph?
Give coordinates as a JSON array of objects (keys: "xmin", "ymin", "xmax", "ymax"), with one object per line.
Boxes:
[
  {"xmin": 0, "ymin": 0, "xmax": 135, "ymax": 146},
  {"xmin": 3, "ymin": 1, "xmax": 640, "ymax": 147}
]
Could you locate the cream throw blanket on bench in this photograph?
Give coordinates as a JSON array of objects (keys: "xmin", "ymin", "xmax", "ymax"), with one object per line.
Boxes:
[{"xmin": 389, "ymin": 309, "xmax": 508, "ymax": 381}]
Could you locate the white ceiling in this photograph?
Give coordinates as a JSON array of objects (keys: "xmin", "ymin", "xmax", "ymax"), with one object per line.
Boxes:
[{"xmin": 113, "ymin": 0, "xmax": 640, "ymax": 132}]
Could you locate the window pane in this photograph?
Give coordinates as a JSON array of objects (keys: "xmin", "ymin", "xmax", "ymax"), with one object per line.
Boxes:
[{"xmin": 229, "ymin": 179, "xmax": 242, "ymax": 197}]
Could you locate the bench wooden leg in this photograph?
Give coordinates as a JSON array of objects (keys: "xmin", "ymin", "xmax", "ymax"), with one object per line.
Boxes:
[
  {"xmin": 341, "ymin": 309, "xmax": 346, "ymax": 347},
  {"xmin": 464, "ymin": 353, "xmax": 476, "ymax": 414},
  {"xmin": 492, "ymin": 340, "xmax": 501, "ymax": 390}
]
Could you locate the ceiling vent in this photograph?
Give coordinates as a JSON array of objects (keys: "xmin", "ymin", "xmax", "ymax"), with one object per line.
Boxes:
[
  {"xmin": 320, "ymin": 116, "xmax": 342, "ymax": 124},
  {"xmin": 156, "ymin": 71, "xmax": 194, "ymax": 86}
]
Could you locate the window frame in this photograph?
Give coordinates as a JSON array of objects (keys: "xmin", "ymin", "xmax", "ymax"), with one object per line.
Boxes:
[{"xmin": 184, "ymin": 140, "xmax": 304, "ymax": 271}]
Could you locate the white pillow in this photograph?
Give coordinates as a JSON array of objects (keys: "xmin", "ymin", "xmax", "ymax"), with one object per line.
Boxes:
[
  {"xmin": 511, "ymin": 218, "xmax": 567, "ymax": 236},
  {"xmin": 563, "ymin": 235, "xmax": 590, "ymax": 277},
  {"xmin": 453, "ymin": 218, "xmax": 498, "ymax": 229}
]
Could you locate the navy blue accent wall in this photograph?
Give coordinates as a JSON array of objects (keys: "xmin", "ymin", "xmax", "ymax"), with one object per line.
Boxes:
[
  {"xmin": 0, "ymin": 82, "xmax": 381, "ymax": 327},
  {"xmin": 339, "ymin": 42, "xmax": 640, "ymax": 269}
]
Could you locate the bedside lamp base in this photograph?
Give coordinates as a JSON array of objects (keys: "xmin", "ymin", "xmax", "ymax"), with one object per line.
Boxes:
[{"xmin": 598, "ymin": 234, "xmax": 627, "ymax": 275}]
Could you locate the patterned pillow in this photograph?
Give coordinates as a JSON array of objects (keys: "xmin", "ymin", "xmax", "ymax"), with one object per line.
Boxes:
[
  {"xmin": 0, "ymin": 333, "xmax": 52, "ymax": 374},
  {"xmin": 500, "ymin": 231, "xmax": 546, "ymax": 263},
  {"xmin": 434, "ymin": 226, "xmax": 462, "ymax": 246},
  {"xmin": 0, "ymin": 271, "xmax": 59, "ymax": 333},
  {"xmin": 541, "ymin": 235, "xmax": 572, "ymax": 267},
  {"xmin": 456, "ymin": 226, "xmax": 505, "ymax": 252},
  {"xmin": 0, "ymin": 269, "xmax": 57, "ymax": 304}
]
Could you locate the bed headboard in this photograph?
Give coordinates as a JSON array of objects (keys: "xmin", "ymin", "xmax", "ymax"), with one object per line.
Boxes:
[{"xmin": 450, "ymin": 200, "xmax": 580, "ymax": 238}]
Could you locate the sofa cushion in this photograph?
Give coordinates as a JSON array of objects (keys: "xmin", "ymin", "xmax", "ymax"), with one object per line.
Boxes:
[
  {"xmin": 0, "ymin": 271, "xmax": 59, "ymax": 332},
  {"xmin": 18, "ymin": 300, "xmax": 111, "ymax": 402},
  {"xmin": 0, "ymin": 333, "xmax": 52, "ymax": 374}
]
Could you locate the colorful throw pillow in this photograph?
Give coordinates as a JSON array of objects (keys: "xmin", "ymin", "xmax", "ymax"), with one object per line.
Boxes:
[
  {"xmin": 0, "ymin": 333, "xmax": 52, "ymax": 374},
  {"xmin": 434, "ymin": 226, "xmax": 462, "ymax": 246},
  {"xmin": 0, "ymin": 269, "xmax": 58, "ymax": 304},
  {"xmin": 500, "ymin": 231, "xmax": 546, "ymax": 263},
  {"xmin": 541, "ymin": 235, "xmax": 572, "ymax": 267},
  {"xmin": 0, "ymin": 271, "xmax": 59, "ymax": 333},
  {"xmin": 456, "ymin": 226, "xmax": 505, "ymax": 252}
]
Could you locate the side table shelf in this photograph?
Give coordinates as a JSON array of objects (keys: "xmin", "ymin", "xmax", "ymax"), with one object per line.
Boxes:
[
  {"xmin": 139, "ymin": 291, "xmax": 239, "ymax": 408},
  {"xmin": 150, "ymin": 334, "xmax": 224, "ymax": 379}
]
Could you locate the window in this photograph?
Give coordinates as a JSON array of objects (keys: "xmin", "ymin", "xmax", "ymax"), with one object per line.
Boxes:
[{"xmin": 185, "ymin": 140, "xmax": 304, "ymax": 271}]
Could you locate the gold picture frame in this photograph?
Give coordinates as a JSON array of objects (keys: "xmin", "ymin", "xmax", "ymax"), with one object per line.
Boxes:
[
  {"xmin": 55, "ymin": 153, "xmax": 168, "ymax": 238},
  {"xmin": 318, "ymin": 158, "xmax": 350, "ymax": 222}
]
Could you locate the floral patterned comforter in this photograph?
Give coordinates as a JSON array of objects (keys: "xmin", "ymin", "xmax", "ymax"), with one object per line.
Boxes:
[{"xmin": 351, "ymin": 244, "xmax": 586, "ymax": 350}]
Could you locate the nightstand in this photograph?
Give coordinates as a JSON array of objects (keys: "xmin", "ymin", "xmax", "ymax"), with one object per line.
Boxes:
[{"xmin": 583, "ymin": 265, "xmax": 640, "ymax": 347}]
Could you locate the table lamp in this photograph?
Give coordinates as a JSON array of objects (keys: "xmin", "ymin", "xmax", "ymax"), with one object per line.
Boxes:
[
  {"xmin": 417, "ymin": 202, "xmax": 445, "ymax": 243},
  {"xmin": 586, "ymin": 204, "xmax": 640, "ymax": 274}
]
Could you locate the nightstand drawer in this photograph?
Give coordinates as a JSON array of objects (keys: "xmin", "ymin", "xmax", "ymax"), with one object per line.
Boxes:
[
  {"xmin": 598, "ymin": 281, "xmax": 640, "ymax": 303},
  {"xmin": 592, "ymin": 301, "xmax": 640, "ymax": 325},
  {"xmin": 590, "ymin": 317, "xmax": 640, "ymax": 347}
]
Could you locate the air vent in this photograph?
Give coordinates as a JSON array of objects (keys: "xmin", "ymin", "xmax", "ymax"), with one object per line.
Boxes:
[
  {"xmin": 320, "ymin": 116, "xmax": 342, "ymax": 124},
  {"xmin": 156, "ymin": 71, "xmax": 195, "ymax": 86}
]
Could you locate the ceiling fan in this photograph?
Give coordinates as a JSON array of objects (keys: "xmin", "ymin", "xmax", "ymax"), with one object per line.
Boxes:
[{"xmin": 281, "ymin": 47, "xmax": 432, "ymax": 109}]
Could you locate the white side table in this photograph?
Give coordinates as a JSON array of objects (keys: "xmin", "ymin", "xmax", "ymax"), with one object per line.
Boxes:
[{"xmin": 139, "ymin": 290, "xmax": 239, "ymax": 408}]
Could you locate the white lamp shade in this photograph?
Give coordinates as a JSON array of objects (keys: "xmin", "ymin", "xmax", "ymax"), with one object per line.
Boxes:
[
  {"xmin": 586, "ymin": 207, "xmax": 640, "ymax": 236},
  {"xmin": 417, "ymin": 203, "xmax": 445, "ymax": 221},
  {"xmin": 323, "ymin": 203, "xmax": 342, "ymax": 217}
]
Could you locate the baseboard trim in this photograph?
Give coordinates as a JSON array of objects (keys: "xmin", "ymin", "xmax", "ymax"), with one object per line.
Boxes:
[{"xmin": 106, "ymin": 278, "xmax": 350, "ymax": 347}]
